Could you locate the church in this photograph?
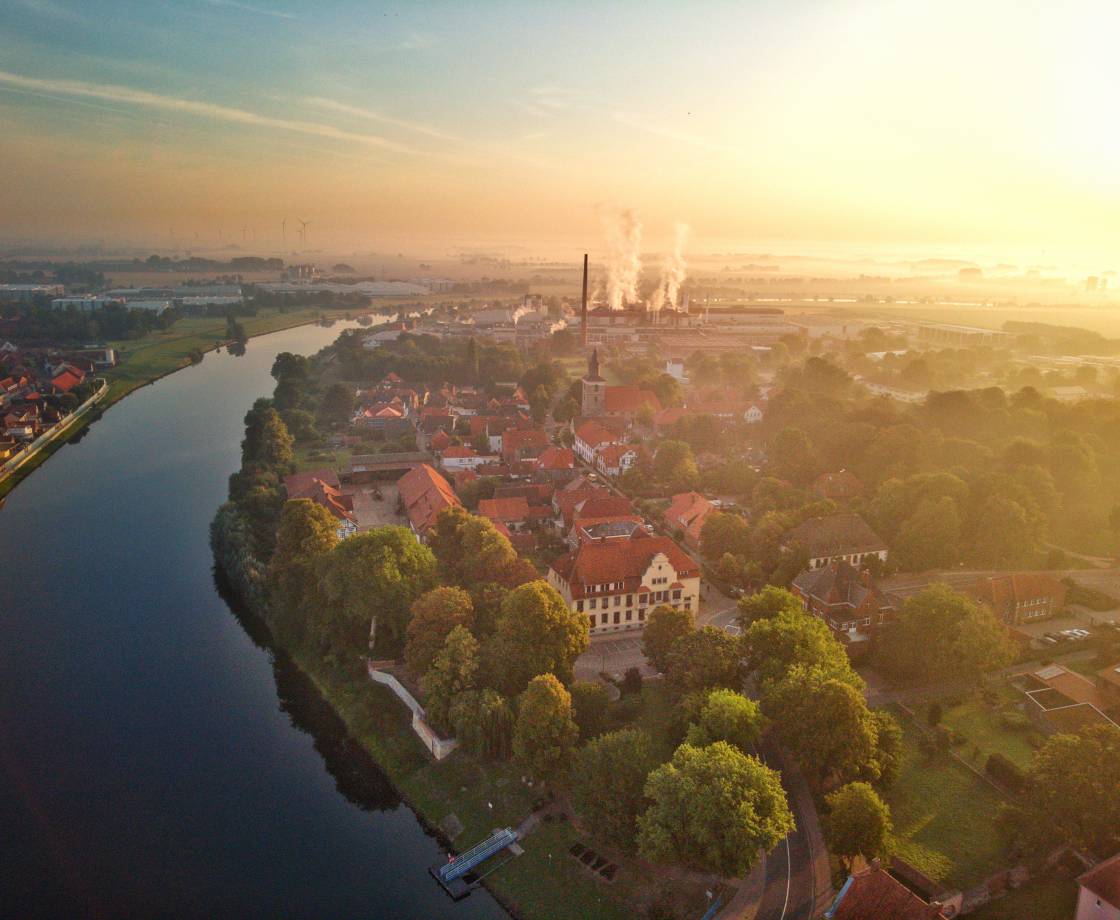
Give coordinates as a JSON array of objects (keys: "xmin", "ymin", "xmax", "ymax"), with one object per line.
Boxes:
[{"xmin": 579, "ymin": 349, "xmax": 661, "ymax": 420}]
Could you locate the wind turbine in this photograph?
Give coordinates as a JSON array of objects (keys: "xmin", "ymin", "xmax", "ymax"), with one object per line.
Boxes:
[
  {"xmin": 281, "ymin": 217, "xmax": 287, "ymax": 243},
  {"xmin": 298, "ymin": 219, "xmax": 310, "ymax": 246},
  {"xmin": 241, "ymin": 224, "xmax": 249, "ymax": 242}
]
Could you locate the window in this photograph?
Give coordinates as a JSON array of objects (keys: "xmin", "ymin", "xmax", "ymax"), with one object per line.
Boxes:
[
  {"xmin": 673, "ymin": 589, "xmax": 681, "ymax": 600},
  {"xmin": 601, "ymin": 613, "xmax": 608, "ymax": 625},
  {"xmin": 589, "ymin": 598, "xmax": 597, "ymax": 610},
  {"xmin": 626, "ymin": 595, "xmax": 632, "ymax": 608},
  {"xmin": 614, "ymin": 595, "xmax": 621, "ymax": 607},
  {"xmin": 625, "ymin": 610, "xmax": 632, "ymax": 622},
  {"xmin": 613, "ymin": 611, "xmax": 620, "ymax": 624},
  {"xmin": 588, "ymin": 615, "xmax": 595, "ymax": 630},
  {"xmin": 684, "ymin": 601, "xmax": 691, "ymax": 610},
  {"xmin": 576, "ymin": 600, "xmax": 584, "ymax": 612},
  {"xmin": 638, "ymin": 608, "xmax": 646, "ymax": 621}
]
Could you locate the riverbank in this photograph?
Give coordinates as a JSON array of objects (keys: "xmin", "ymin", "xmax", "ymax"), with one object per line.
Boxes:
[
  {"xmin": 212, "ymin": 520, "xmax": 636, "ymax": 920},
  {"xmin": 0, "ymin": 302, "xmax": 409, "ymax": 500}
]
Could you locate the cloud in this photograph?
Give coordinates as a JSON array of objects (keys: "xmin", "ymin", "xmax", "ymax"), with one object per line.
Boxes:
[
  {"xmin": 612, "ymin": 111, "xmax": 739, "ymax": 154},
  {"xmin": 0, "ymin": 69, "xmax": 419, "ymax": 154},
  {"xmin": 202, "ymin": 0, "xmax": 295, "ymax": 20},
  {"xmin": 304, "ymin": 96, "xmax": 457, "ymax": 142}
]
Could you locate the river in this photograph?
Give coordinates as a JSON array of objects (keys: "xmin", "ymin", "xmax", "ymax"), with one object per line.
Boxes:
[{"xmin": 0, "ymin": 320, "xmax": 507, "ymax": 920}]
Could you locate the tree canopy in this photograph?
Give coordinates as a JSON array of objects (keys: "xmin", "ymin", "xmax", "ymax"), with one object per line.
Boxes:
[
  {"xmin": 486, "ymin": 580, "xmax": 589, "ymax": 696},
  {"xmin": 641, "ymin": 604, "xmax": 695, "ymax": 673},
  {"xmin": 513, "ymin": 674, "xmax": 579, "ymax": 783},
  {"xmin": 637, "ymin": 741, "xmax": 794, "ymax": 877},
  {"xmin": 570, "ymin": 728, "xmax": 658, "ymax": 851},
  {"xmin": 404, "ymin": 586, "xmax": 475, "ymax": 679},
  {"xmin": 879, "ymin": 584, "xmax": 1016, "ymax": 685}
]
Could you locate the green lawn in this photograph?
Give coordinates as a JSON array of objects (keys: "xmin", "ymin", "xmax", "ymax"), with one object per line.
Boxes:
[
  {"xmin": 105, "ymin": 306, "xmax": 355, "ymax": 400},
  {"xmin": 967, "ymin": 875, "xmax": 1078, "ymax": 920},
  {"xmin": 938, "ymin": 695, "xmax": 1039, "ymax": 771},
  {"xmin": 885, "ymin": 718, "xmax": 1010, "ymax": 888}
]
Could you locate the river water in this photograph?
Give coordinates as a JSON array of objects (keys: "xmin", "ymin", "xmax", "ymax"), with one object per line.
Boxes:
[{"xmin": 0, "ymin": 321, "xmax": 506, "ymax": 920}]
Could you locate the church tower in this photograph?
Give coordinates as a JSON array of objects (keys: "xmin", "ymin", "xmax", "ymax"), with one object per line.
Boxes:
[{"xmin": 581, "ymin": 348, "xmax": 606, "ymax": 416}]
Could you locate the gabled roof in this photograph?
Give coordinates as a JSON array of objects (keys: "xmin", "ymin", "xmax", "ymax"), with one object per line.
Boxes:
[
  {"xmin": 550, "ymin": 535, "xmax": 700, "ymax": 600},
  {"xmin": 397, "ymin": 464, "xmax": 461, "ymax": 535},
  {"xmin": 664, "ymin": 491, "xmax": 715, "ymax": 544},
  {"xmin": 604, "ymin": 385, "xmax": 661, "ymax": 414},
  {"xmin": 575, "ymin": 495, "xmax": 633, "ymax": 520},
  {"xmin": 503, "ymin": 428, "xmax": 550, "ymax": 453},
  {"xmin": 1079, "ymin": 852, "xmax": 1120, "ymax": 909},
  {"xmin": 972, "ymin": 573, "xmax": 1065, "ymax": 610},
  {"xmin": 283, "ymin": 469, "xmax": 354, "ymax": 524},
  {"xmin": 478, "ymin": 496, "xmax": 532, "ymax": 523},
  {"xmin": 792, "ymin": 561, "xmax": 899, "ymax": 613},
  {"xmin": 429, "ymin": 429, "xmax": 453, "ymax": 450},
  {"xmin": 535, "ymin": 446, "xmax": 574, "ymax": 470},
  {"xmin": 51, "ymin": 370, "xmax": 83, "ymax": 393},
  {"xmin": 826, "ymin": 866, "xmax": 947, "ymax": 920},
  {"xmin": 574, "ymin": 420, "xmax": 620, "ymax": 448},
  {"xmin": 785, "ymin": 513, "xmax": 886, "ymax": 558}
]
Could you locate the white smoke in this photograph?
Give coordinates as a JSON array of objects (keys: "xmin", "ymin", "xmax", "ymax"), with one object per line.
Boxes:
[
  {"xmin": 649, "ymin": 222, "xmax": 690, "ymax": 312},
  {"xmin": 602, "ymin": 208, "xmax": 642, "ymax": 311}
]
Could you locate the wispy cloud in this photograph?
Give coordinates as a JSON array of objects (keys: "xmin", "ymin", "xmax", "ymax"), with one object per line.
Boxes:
[
  {"xmin": 612, "ymin": 111, "xmax": 739, "ymax": 154},
  {"xmin": 0, "ymin": 69, "xmax": 419, "ymax": 155},
  {"xmin": 202, "ymin": 0, "xmax": 295, "ymax": 20},
  {"xmin": 305, "ymin": 96, "xmax": 457, "ymax": 142}
]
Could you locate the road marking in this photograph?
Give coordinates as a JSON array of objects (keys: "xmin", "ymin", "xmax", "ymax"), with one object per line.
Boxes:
[{"xmin": 779, "ymin": 836, "xmax": 792, "ymax": 920}]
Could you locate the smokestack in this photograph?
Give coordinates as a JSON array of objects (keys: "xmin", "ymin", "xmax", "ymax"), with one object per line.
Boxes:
[{"xmin": 581, "ymin": 252, "xmax": 589, "ymax": 349}]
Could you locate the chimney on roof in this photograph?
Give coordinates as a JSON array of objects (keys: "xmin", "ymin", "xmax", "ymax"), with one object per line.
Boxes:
[
  {"xmin": 580, "ymin": 253, "xmax": 589, "ymax": 349},
  {"xmin": 860, "ymin": 568, "xmax": 871, "ymax": 587}
]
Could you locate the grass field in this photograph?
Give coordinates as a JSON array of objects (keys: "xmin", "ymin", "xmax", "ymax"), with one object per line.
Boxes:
[
  {"xmin": 937, "ymin": 695, "xmax": 1040, "ymax": 771},
  {"xmin": 967, "ymin": 875, "xmax": 1078, "ymax": 920},
  {"xmin": 885, "ymin": 718, "xmax": 1010, "ymax": 888}
]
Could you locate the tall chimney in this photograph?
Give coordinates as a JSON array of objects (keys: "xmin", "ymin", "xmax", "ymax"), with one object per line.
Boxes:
[{"xmin": 580, "ymin": 253, "xmax": 589, "ymax": 349}]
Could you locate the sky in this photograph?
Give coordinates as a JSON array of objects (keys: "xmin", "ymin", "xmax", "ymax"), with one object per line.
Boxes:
[{"xmin": 3, "ymin": 0, "xmax": 1120, "ymax": 257}]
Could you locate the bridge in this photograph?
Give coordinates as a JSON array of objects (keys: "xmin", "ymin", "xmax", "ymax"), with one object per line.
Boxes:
[{"xmin": 431, "ymin": 827, "xmax": 518, "ymax": 899}]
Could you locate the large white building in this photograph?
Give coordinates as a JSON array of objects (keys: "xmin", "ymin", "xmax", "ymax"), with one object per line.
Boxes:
[
  {"xmin": 51, "ymin": 296, "xmax": 125, "ymax": 312},
  {"xmin": 547, "ymin": 534, "xmax": 701, "ymax": 635}
]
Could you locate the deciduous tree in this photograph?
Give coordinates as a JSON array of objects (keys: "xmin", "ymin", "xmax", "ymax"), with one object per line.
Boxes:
[
  {"xmin": 637, "ymin": 741, "xmax": 794, "ymax": 876},
  {"xmin": 824, "ymin": 782, "xmax": 893, "ymax": 871},
  {"xmin": 315, "ymin": 526, "xmax": 437, "ymax": 653},
  {"xmin": 642, "ymin": 604, "xmax": 694, "ymax": 673},
  {"xmin": 664, "ymin": 626, "xmax": 745, "ymax": 697},
  {"xmin": 403, "ymin": 586, "xmax": 475, "ymax": 679},
  {"xmin": 486, "ymin": 581, "xmax": 589, "ymax": 696},
  {"xmin": 513, "ymin": 674, "xmax": 579, "ymax": 783},
  {"xmin": 570, "ymin": 728, "xmax": 658, "ymax": 851},
  {"xmin": 685, "ymin": 689, "xmax": 765, "ymax": 752},
  {"xmin": 420, "ymin": 625, "xmax": 479, "ymax": 733}
]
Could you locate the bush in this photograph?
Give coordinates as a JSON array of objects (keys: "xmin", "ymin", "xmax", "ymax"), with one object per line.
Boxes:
[
  {"xmin": 1000, "ymin": 710, "xmax": 1031, "ymax": 731},
  {"xmin": 621, "ymin": 667, "xmax": 643, "ymax": 697},
  {"xmin": 985, "ymin": 752, "xmax": 1025, "ymax": 793}
]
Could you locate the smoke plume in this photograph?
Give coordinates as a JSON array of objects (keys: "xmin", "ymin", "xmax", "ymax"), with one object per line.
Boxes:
[
  {"xmin": 602, "ymin": 208, "xmax": 643, "ymax": 311},
  {"xmin": 649, "ymin": 222, "xmax": 690, "ymax": 312}
]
